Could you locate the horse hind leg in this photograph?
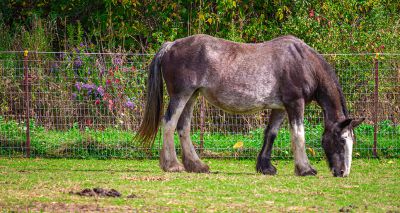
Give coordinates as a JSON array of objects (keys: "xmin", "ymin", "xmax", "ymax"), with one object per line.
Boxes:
[
  {"xmin": 256, "ymin": 109, "xmax": 285, "ymax": 175},
  {"xmin": 177, "ymin": 94, "xmax": 209, "ymax": 173},
  {"xmin": 285, "ymin": 99, "xmax": 317, "ymax": 176},
  {"xmin": 160, "ymin": 95, "xmax": 191, "ymax": 172}
]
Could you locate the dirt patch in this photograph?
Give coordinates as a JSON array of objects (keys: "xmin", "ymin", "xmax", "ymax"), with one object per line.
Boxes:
[
  {"xmin": 127, "ymin": 194, "xmax": 138, "ymax": 199},
  {"xmin": 69, "ymin": 188, "xmax": 121, "ymax": 197},
  {"xmin": 339, "ymin": 204, "xmax": 358, "ymax": 212}
]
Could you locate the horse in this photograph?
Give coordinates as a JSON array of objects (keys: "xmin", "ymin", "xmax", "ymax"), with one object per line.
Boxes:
[{"xmin": 136, "ymin": 34, "xmax": 364, "ymax": 177}]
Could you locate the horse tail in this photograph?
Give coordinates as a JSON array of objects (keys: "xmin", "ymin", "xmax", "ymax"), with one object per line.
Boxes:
[{"xmin": 136, "ymin": 42, "xmax": 174, "ymax": 148}]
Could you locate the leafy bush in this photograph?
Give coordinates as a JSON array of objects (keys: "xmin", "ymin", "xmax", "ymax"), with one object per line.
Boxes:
[{"xmin": 0, "ymin": 0, "xmax": 399, "ymax": 53}]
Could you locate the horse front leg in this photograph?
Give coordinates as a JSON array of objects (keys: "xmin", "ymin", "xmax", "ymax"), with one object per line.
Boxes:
[
  {"xmin": 256, "ymin": 109, "xmax": 285, "ymax": 175},
  {"xmin": 177, "ymin": 94, "xmax": 209, "ymax": 173},
  {"xmin": 285, "ymin": 99, "xmax": 317, "ymax": 176}
]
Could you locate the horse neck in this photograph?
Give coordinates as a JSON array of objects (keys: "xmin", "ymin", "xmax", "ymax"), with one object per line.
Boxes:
[{"xmin": 315, "ymin": 80, "xmax": 348, "ymax": 127}]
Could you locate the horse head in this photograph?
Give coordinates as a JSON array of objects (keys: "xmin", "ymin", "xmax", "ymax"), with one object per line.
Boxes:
[{"xmin": 322, "ymin": 118, "xmax": 364, "ymax": 177}]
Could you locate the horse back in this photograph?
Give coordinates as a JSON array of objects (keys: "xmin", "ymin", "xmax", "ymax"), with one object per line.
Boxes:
[{"xmin": 161, "ymin": 34, "xmax": 325, "ymax": 112}]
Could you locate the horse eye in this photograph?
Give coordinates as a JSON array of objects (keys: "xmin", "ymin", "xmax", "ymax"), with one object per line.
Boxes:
[{"xmin": 339, "ymin": 139, "xmax": 346, "ymax": 145}]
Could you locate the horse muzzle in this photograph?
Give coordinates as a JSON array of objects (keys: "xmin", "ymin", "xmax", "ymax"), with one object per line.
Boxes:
[{"xmin": 332, "ymin": 168, "xmax": 348, "ymax": 177}]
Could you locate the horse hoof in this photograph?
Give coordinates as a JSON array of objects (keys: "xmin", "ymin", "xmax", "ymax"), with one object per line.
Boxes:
[
  {"xmin": 162, "ymin": 163, "xmax": 185, "ymax": 172},
  {"xmin": 295, "ymin": 165, "xmax": 317, "ymax": 176},
  {"xmin": 183, "ymin": 160, "xmax": 210, "ymax": 173},
  {"xmin": 256, "ymin": 157, "xmax": 277, "ymax": 175},
  {"xmin": 257, "ymin": 164, "xmax": 277, "ymax": 175}
]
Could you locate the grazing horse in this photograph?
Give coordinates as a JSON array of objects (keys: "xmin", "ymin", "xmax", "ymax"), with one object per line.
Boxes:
[{"xmin": 136, "ymin": 34, "xmax": 364, "ymax": 177}]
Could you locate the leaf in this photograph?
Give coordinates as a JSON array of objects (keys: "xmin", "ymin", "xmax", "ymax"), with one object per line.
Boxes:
[
  {"xmin": 307, "ymin": 147, "xmax": 316, "ymax": 157},
  {"xmin": 276, "ymin": 8, "xmax": 284, "ymax": 21},
  {"xmin": 233, "ymin": 141, "xmax": 243, "ymax": 149}
]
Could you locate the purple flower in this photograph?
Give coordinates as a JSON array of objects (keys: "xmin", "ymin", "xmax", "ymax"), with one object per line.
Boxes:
[
  {"xmin": 75, "ymin": 82, "xmax": 82, "ymax": 91},
  {"xmin": 82, "ymin": 83, "xmax": 96, "ymax": 92},
  {"xmin": 74, "ymin": 57, "xmax": 83, "ymax": 68},
  {"xmin": 71, "ymin": 93, "xmax": 77, "ymax": 100},
  {"xmin": 97, "ymin": 86, "xmax": 104, "ymax": 96},
  {"xmin": 80, "ymin": 42, "xmax": 85, "ymax": 47},
  {"xmin": 125, "ymin": 100, "xmax": 135, "ymax": 109},
  {"xmin": 112, "ymin": 57, "xmax": 123, "ymax": 66}
]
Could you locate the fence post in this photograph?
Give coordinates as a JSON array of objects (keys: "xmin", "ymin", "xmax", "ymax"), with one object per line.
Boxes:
[
  {"xmin": 199, "ymin": 96, "xmax": 205, "ymax": 155},
  {"xmin": 373, "ymin": 55, "xmax": 379, "ymax": 158},
  {"xmin": 23, "ymin": 50, "xmax": 31, "ymax": 158}
]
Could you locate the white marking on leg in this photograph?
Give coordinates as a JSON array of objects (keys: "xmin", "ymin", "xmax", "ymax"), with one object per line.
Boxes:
[
  {"xmin": 160, "ymin": 101, "xmax": 187, "ymax": 170},
  {"xmin": 290, "ymin": 121, "xmax": 308, "ymax": 167},
  {"xmin": 342, "ymin": 129, "xmax": 353, "ymax": 177}
]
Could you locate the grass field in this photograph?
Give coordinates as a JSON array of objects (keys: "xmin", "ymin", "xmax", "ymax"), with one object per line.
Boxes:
[{"xmin": 0, "ymin": 158, "xmax": 399, "ymax": 212}]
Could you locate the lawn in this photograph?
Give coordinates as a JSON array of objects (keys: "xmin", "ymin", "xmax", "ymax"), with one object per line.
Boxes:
[{"xmin": 0, "ymin": 158, "xmax": 398, "ymax": 212}]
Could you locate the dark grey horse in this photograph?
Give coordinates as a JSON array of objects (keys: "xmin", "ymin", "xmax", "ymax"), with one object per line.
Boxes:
[{"xmin": 136, "ymin": 34, "xmax": 364, "ymax": 177}]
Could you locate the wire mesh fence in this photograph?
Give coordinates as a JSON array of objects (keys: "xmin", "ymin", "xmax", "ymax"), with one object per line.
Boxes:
[{"xmin": 0, "ymin": 51, "xmax": 398, "ymax": 159}]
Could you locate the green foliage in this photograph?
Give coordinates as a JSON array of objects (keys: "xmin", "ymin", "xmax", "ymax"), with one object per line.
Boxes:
[{"xmin": 0, "ymin": 0, "xmax": 399, "ymax": 53}]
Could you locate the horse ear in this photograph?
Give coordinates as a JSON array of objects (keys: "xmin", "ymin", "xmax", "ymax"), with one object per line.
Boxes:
[
  {"xmin": 336, "ymin": 118, "xmax": 352, "ymax": 130},
  {"xmin": 351, "ymin": 118, "xmax": 365, "ymax": 128}
]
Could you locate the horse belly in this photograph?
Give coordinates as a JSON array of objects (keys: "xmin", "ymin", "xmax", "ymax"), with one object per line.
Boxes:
[{"xmin": 201, "ymin": 85, "xmax": 284, "ymax": 114}]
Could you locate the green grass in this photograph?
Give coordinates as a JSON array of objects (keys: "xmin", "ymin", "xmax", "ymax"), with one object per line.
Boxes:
[
  {"xmin": 1, "ymin": 116, "xmax": 399, "ymax": 158},
  {"xmin": 0, "ymin": 158, "xmax": 399, "ymax": 212}
]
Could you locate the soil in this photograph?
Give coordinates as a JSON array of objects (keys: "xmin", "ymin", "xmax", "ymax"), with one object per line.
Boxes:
[
  {"xmin": 69, "ymin": 188, "xmax": 121, "ymax": 197},
  {"xmin": 339, "ymin": 204, "xmax": 358, "ymax": 212},
  {"xmin": 127, "ymin": 194, "xmax": 138, "ymax": 198}
]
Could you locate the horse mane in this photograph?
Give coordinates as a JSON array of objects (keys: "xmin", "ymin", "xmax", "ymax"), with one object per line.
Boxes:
[{"xmin": 318, "ymin": 54, "xmax": 349, "ymax": 117}]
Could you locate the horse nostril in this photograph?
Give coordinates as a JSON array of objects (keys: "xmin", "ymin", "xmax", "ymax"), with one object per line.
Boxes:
[{"xmin": 340, "ymin": 170, "xmax": 345, "ymax": 176}]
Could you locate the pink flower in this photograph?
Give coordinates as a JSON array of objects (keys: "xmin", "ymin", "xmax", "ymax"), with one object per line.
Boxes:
[
  {"xmin": 108, "ymin": 99, "xmax": 114, "ymax": 111},
  {"xmin": 309, "ymin": 9, "xmax": 314, "ymax": 18},
  {"xmin": 97, "ymin": 86, "xmax": 104, "ymax": 96}
]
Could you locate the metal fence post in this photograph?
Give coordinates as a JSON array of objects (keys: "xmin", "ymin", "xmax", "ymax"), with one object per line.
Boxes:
[
  {"xmin": 373, "ymin": 55, "xmax": 379, "ymax": 158},
  {"xmin": 23, "ymin": 50, "xmax": 31, "ymax": 158}
]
